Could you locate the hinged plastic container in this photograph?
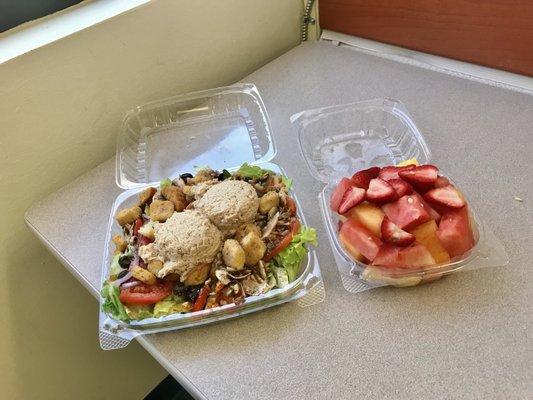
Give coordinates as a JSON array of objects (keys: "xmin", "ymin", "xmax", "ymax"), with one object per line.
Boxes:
[
  {"xmin": 292, "ymin": 98, "xmax": 508, "ymax": 293},
  {"xmin": 100, "ymin": 84, "xmax": 324, "ymax": 349}
]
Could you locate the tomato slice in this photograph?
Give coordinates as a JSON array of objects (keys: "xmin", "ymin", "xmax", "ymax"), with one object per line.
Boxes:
[
  {"xmin": 192, "ymin": 284, "xmax": 210, "ymax": 312},
  {"xmin": 138, "ymin": 235, "xmax": 154, "ymax": 246},
  {"xmin": 133, "ymin": 218, "xmax": 143, "ymax": 236},
  {"xmin": 286, "ymin": 197, "xmax": 297, "ymax": 215},
  {"xmin": 263, "ymin": 218, "xmax": 300, "ymax": 261},
  {"xmin": 119, "ymin": 281, "xmax": 172, "ymax": 305}
]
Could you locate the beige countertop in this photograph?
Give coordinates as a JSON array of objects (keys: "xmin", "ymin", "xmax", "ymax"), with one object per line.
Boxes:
[{"xmin": 26, "ymin": 42, "xmax": 532, "ymax": 400}]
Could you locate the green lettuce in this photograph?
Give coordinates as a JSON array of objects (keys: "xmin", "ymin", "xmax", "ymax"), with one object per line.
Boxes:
[
  {"xmin": 159, "ymin": 178, "xmax": 172, "ymax": 188},
  {"xmin": 272, "ymin": 266, "xmax": 289, "ymax": 288},
  {"xmin": 273, "ymin": 227, "xmax": 317, "ymax": 282},
  {"xmin": 236, "ymin": 163, "xmax": 271, "ymax": 179},
  {"xmin": 109, "ymin": 253, "xmax": 122, "ymax": 276},
  {"xmin": 124, "ymin": 304, "xmax": 153, "ymax": 320},
  {"xmin": 281, "ymin": 175, "xmax": 293, "ymax": 190},
  {"xmin": 153, "ymin": 296, "xmax": 186, "ymax": 318},
  {"xmin": 101, "ymin": 282, "xmax": 129, "ymax": 321}
]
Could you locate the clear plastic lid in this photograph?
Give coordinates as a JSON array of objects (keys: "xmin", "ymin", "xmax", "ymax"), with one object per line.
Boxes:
[
  {"xmin": 292, "ymin": 98, "xmax": 431, "ymax": 183},
  {"xmin": 116, "ymin": 83, "xmax": 276, "ymax": 189}
]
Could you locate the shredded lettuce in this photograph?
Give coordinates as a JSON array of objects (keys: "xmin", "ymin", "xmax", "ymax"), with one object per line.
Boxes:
[
  {"xmin": 124, "ymin": 304, "xmax": 153, "ymax": 320},
  {"xmin": 272, "ymin": 266, "xmax": 289, "ymax": 288},
  {"xmin": 236, "ymin": 163, "xmax": 271, "ymax": 179},
  {"xmin": 281, "ymin": 175, "xmax": 293, "ymax": 190},
  {"xmin": 101, "ymin": 282, "xmax": 129, "ymax": 321},
  {"xmin": 153, "ymin": 296, "xmax": 186, "ymax": 318},
  {"xmin": 159, "ymin": 178, "xmax": 172, "ymax": 189},
  {"xmin": 273, "ymin": 227, "xmax": 317, "ymax": 282},
  {"xmin": 109, "ymin": 253, "xmax": 122, "ymax": 276}
]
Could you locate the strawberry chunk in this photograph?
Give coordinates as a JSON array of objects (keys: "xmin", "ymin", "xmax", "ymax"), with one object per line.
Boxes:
[
  {"xmin": 378, "ymin": 165, "xmax": 414, "ymax": 181},
  {"xmin": 424, "ymin": 185, "xmax": 466, "ymax": 209},
  {"xmin": 372, "ymin": 244, "xmax": 402, "ymax": 268},
  {"xmin": 388, "ymin": 178, "xmax": 413, "ymax": 197},
  {"xmin": 338, "ymin": 186, "xmax": 366, "ymax": 214},
  {"xmin": 382, "ymin": 194, "xmax": 431, "ymax": 230},
  {"xmin": 435, "ymin": 175, "xmax": 450, "ymax": 188},
  {"xmin": 366, "ymin": 178, "xmax": 398, "ymax": 204},
  {"xmin": 330, "ymin": 178, "xmax": 354, "ymax": 212},
  {"xmin": 352, "ymin": 166, "xmax": 381, "ymax": 189},
  {"xmin": 339, "ymin": 219, "xmax": 382, "ymax": 262},
  {"xmin": 437, "ymin": 207, "xmax": 475, "ymax": 258},
  {"xmin": 381, "ymin": 216, "xmax": 416, "ymax": 246},
  {"xmin": 373, "ymin": 243, "xmax": 435, "ymax": 269},
  {"xmin": 414, "ymin": 192, "xmax": 441, "ymax": 222},
  {"xmin": 398, "ymin": 243, "xmax": 436, "ymax": 268},
  {"xmin": 398, "ymin": 164, "xmax": 438, "ymax": 185}
]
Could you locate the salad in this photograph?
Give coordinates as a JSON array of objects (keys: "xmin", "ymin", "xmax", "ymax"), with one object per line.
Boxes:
[
  {"xmin": 330, "ymin": 159, "xmax": 476, "ymax": 284},
  {"xmin": 102, "ymin": 163, "xmax": 316, "ymax": 322}
]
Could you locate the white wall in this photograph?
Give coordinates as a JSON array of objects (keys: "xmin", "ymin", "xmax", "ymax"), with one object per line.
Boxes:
[{"xmin": 0, "ymin": 0, "xmax": 302, "ymax": 398}]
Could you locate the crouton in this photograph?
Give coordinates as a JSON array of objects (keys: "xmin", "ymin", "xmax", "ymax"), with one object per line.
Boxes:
[
  {"xmin": 112, "ymin": 234, "xmax": 127, "ymax": 252},
  {"xmin": 184, "ymin": 263, "xmax": 211, "ymax": 286},
  {"xmin": 191, "ymin": 169, "xmax": 214, "ymax": 184},
  {"xmin": 147, "ymin": 260, "xmax": 163, "ymax": 276},
  {"xmin": 223, "ymin": 239, "xmax": 245, "ymax": 270},
  {"xmin": 138, "ymin": 187, "xmax": 157, "ymax": 205},
  {"xmin": 131, "ymin": 265, "xmax": 157, "ymax": 285},
  {"xmin": 150, "ymin": 200, "xmax": 174, "ymax": 222},
  {"xmin": 138, "ymin": 222, "xmax": 155, "ymax": 239},
  {"xmin": 240, "ymin": 231, "xmax": 266, "ymax": 266},
  {"xmin": 116, "ymin": 206, "xmax": 141, "ymax": 226},
  {"xmin": 259, "ymin": 191, "xmax": 279, "ymax": 214},
  {"xmin": 161, "ymin": 185, "xmax": 187, "ymax": 212},
  {"xmin": 234, "ymin": 223, "xmax": 261, "ymax": 243}
]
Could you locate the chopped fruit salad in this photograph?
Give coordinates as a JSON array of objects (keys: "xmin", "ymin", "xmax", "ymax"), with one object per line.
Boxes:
[
  {"xmin": 330, "ymin": 160, "xmax": 476, "ymax": 274},
  {"xmin": 102, "ymin": 164, "xmax": 316, "ymax": 322}
]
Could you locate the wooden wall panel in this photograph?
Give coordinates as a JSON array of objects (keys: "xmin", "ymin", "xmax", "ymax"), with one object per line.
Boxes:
[{"xmin": 319, "ymin": 0, "xmax": 533, "ymax": 76}]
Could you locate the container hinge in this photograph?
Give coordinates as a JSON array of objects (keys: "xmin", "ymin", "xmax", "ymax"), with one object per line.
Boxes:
[{"xmin": 301, "ymin": 0, "xmax": 316, "ymax": 42}]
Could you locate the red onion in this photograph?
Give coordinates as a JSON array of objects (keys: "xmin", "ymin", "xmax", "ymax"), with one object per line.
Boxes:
[
  {"xmin": 121, "ymin": 280, "xmax": 141, "ymax": 289},
  {"xmin": 130, "ymin": 253, "xmax": 140, "ymax": 268},
  {"xmin": 111, "ymin": 270, "xmax": 132, "ymax": 287}
]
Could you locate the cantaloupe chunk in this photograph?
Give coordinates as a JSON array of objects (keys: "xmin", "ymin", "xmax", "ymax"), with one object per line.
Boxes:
[
  {"xmin": 396, "ymin": 158, "xmax": 419, "ymax": 167},
  {"xmin": 345, "ymin": 202, "xmax": 385, "ymax": 237},
  {"xmin": 409, "ymin": 220, "xmax": 450, "ymax": 264},
  {"xmin": 339, "ymin": 219, "xmax": 382, "ymax": 262}
]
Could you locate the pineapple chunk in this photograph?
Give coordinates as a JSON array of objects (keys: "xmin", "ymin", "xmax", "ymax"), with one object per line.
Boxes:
[
  {"xmin": 396, "ymin": 158, "xmax": 419, "ymax": 167},
  {"xmin": 409, "ymin": 220, "xmax": 450, "ymax": 264},
  {"xmin": 346, "ymin": 202, "xmax": 385, "ymax": 238}
]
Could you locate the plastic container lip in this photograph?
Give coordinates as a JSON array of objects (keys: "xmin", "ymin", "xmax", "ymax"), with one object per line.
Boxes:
[{"xmin": 293, "ymin": 97, "xmax": 482, "ymax": 281}]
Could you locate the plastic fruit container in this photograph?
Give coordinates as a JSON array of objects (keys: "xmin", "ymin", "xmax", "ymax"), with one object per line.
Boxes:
[
  {"xmin": 292, "ymin": 98, "xmax": 508, "ymax": 293},
  {"xmin": 100, "ymin": 84, "xmax": 324, "ymax": 349}
]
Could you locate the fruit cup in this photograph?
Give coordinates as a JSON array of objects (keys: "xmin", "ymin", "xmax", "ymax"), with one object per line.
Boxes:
[{"xmin": 292, "ymin": 98, "xmax": 508, "ymax": 292}]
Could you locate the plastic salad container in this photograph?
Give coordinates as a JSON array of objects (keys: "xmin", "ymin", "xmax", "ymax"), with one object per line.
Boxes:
[
  {"xmin": 292, "ymin": 98, "xmax": 508, "ymax": 293},
  {"xmin": 99, "ymin": 84, "xmax": 324, "ymax": 350}
]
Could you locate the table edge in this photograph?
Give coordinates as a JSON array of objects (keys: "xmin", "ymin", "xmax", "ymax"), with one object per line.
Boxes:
[{"xmin": 24, "ymin": 214, "xmax": 209, "ymax": 400}]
